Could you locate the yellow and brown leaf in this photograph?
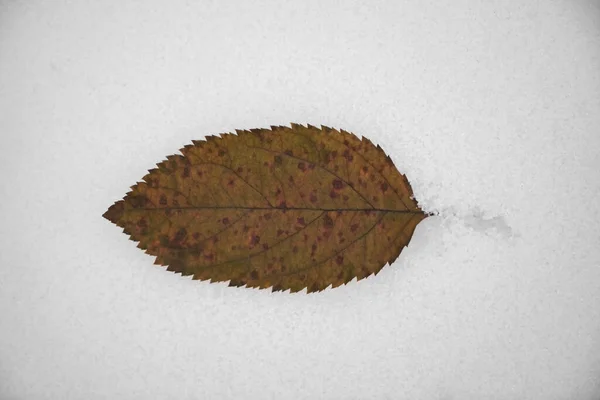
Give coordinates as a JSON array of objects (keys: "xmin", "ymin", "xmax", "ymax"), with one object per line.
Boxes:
[{"xmin": 103, "ymin": 124, "xmax": 428, "ymax": 292}]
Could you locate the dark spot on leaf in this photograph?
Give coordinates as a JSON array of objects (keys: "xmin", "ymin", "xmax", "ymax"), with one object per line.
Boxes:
[
  {"xmin": 297, "ymin": 217, "xmax": 306, "ymax": 226},
  {"xmin": 262, "ymin": 243, "xmax": 269, "ymax": 250},
  {"xmin": 297, "ymin": 162, "xmax": 306, "ymax": 171},
  {"xmin": 250, "ymin": 235, "xmax": 260, "ymax": 246},
  {"xmin": 250, "ymin": 270, "xmax": 259, "ymax": 280},
  {"xmin": 274, "ymin": 155, "xmax": 282, "ymax": 165},
  {"xmin": 174, "ymin": 228, "xmax": 187, "ymax": 243},
  {"xmin": 336, "ymin": 255, "xmax": 344, "ymax": 265},
  {"xmin": 323, "ymin": 214, "xmax": 334, "ymax": 229},
  {"xmin": 218, "ymin": 149, "xmax": 226, "ymax": 157},
  {"xmin": 129, "ymin": 194, "xmax": 149, "ymax": 208},
  {"xmin": 351, "ymin": 223, "xmax": 359, "ymax": 232},
  {"xmin": 343, "ymin": 149, "xmax": 353, "ymax": 162},
  {"xmin": 276, "ymin": 229, "xmax": 284, "ymax": 237},
  {"xmin": 332, "ymin": 179, "xmax": 344, "ymax": 190},
  {"xmin": 380, "ymin": 182, "xmax": 389, "ymax": 192},
  {"xmin": 222, "ymin": 217, "xmax": 230, "ymax": 225},
  {"xmin": 309, "ymin": 192, "xmax": 317, "ymax": 203},
  {"xmin": 182, "ymin": 167, "xmax": 190, "ymax": 178}
]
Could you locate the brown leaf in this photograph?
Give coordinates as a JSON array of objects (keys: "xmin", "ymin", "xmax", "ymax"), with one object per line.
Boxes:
[{"xmin": 103, "ymin": 124, "xmax": 428, "ymax": 293}]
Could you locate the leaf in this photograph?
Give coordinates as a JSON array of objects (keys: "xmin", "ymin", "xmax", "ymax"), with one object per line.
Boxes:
[{"xmin": 103, "ymin": 124, "xmax": 428, "ymax": 293}]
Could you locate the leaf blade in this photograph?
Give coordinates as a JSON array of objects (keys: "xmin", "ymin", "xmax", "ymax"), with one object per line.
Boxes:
[{"xmin": 104, "ymin": 124, "xmax": 428, "ymax": 292}]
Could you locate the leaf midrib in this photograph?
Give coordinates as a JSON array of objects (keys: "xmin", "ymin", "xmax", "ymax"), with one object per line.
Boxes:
[{"xmin": 129, "ymin": 206, "xmax": 424, "ymax": 213}]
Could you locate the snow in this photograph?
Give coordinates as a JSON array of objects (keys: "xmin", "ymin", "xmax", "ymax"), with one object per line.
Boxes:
[{"xmin": 1, "ymin": 1, "xmax": 599, "ymax": 399}]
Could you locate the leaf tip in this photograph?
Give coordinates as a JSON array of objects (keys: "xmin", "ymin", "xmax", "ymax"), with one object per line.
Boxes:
[{"xmin": 102, "ymin": 200, "xmax": 125, "ymax": 224}]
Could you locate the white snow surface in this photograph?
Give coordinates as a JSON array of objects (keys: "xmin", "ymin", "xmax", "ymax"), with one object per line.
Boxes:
[{"xmin": 1, "ymin": 1, "xmax": 599, "ymax": 399}]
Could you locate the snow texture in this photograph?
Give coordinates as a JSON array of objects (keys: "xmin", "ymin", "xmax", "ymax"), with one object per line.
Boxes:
[{"xmin": 1, "ymin": 1, "xmax": 599, "ymax": 399}]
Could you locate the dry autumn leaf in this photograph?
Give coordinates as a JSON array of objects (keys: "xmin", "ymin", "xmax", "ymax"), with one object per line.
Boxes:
[{"xmin": 103, "ymin": 124, "xmax": 428, "ymax": 293}]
